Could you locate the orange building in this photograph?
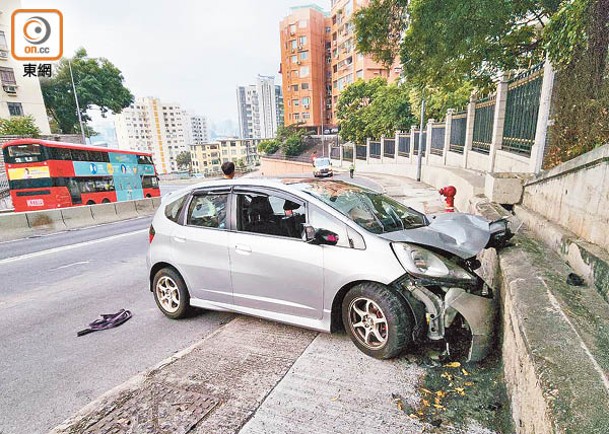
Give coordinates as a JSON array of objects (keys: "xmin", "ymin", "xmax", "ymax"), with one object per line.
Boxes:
[
  {"xmin": 279, "ymin": 5, "xmax": 330, "ymax": 133},
  {"xmin": 280, "ymin": 2, "xmax": 400, "ymax": 132}
]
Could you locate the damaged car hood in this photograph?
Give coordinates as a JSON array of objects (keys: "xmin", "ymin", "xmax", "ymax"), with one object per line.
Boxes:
[{"xmin": 379, "ymin": 213, "xmax": 493, "ymax": 259}]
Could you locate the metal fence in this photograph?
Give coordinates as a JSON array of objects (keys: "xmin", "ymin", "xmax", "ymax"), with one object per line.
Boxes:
[
  {"xmin": 343, "ymin": 145, "xmax": 353, "ymax": 161},
  {"xmin": 369, "ymin": 141, "xmax": 381, "ymax": 159},
  {"xmin": 449, "ymin": 111, "xmax": 467, "ymax": 154},
  {"xmin": 330, "ymin": 146, "xmax": 340, "ymax": 159},
  {"xmin": 430, "ymin": 124, "xmax": 445, "ymax": 156},
  {"xmin": 397, "ymin": 134, "xmax": 410, "ymax": 157},
  {"xmin": 384, "ymin": 139, "xmax": 395, "ymax": 158},
  {"xmin": 412, "ymin": 131, "xmax": 420, "ymax": 155},
  {"xmin": 502, "ymin": 64, "xmax": 543, "ymax": 156},
  {"xmin": 472, "ymin": 95, "xmax": 495, "ymax": 154},
  {"xmin": 355, "ymin": 144, "xmax": 367, "ymax": 160}
]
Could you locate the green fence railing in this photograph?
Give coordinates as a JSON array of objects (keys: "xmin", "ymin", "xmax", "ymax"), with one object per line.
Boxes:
[
  {"xmin": 449, "ymin": 111, "xmax": 467, "ymax": 154},
  {"xmin": 502, "ymin": 64, "xmax": 543, "ymax": 156},
  {"xmin": 398, "ymin": 135, "xmax": 410, "ymax": 157},
  {"xmin": 384, "ymin": 139, "xmax": 395, "ymax": 158},
  {"xmin": 472, "ymin": 95, "xmax": 495, "ymax": 154}
]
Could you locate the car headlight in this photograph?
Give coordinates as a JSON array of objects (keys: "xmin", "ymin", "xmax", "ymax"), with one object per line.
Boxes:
[{"xmin": 391, "ymin": 243, "xmax": 474, "ymax": 282}]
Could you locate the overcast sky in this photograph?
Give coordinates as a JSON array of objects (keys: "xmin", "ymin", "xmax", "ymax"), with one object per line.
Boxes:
[{"xmin": 21, "ymin": 0, "xmax": 331, "ymax": 127}]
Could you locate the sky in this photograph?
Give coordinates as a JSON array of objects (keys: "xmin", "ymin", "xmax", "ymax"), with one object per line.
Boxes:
[{"xmin": 21, "ymin": 0, "xmax": 332, "ymax": 128}]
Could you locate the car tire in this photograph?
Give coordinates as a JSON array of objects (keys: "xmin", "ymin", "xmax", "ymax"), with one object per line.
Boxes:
[
  {"xmin": 152, "ymin": 268, "xmax": 193, "ymax": 319},
  {"xmin": 342, "ymin": 282, "xmax": 413, "ymax": 359}
]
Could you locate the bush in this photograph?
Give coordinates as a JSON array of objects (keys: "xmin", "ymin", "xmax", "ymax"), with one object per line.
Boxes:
[
  {"xmin": 281, "ymin": 135, "xmax": 305, "ymax": 156},
  {"xmin": 258, "ymin": 139, "xmax": 280, "ymax": 155}
]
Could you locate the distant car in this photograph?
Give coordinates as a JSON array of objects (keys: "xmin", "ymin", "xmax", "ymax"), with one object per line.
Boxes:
[
  {"xmin": 147, "ymin": 178, "xmax": 511, "ymax": 361},
  {"xmin": 313, "ymin": 157, "xmax": 333, "ymax": 177}
]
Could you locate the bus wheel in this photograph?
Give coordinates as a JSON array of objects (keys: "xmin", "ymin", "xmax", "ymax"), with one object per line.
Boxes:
[
  {"xmin": 86, "ymin": 200, "xmax": 95, "ymax": 206},
  {"xmin": 146, "ymin": 194, "xmax": 151, "ymax": 198},
  {"xmin": 102, "ymin": 199, "xmax": 110, "ymax": 204}
]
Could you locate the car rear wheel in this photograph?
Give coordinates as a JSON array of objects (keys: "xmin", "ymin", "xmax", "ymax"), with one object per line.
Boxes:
[
  {"xmin": 342, "ymin": 283, "xmax": 413, "ymax": 359},
  {"xmin": 153, "ymin": 268, "xmax": 193, "ymax": 319}
]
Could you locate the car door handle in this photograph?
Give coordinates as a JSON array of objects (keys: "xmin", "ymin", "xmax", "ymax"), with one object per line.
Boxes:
[
  {"xmin": 235, "ymin": 244, "xmax": 252, "ymax": 255},
  {"xmin": 173, "ymin": 236, "xmax": 186, "ymax": 243}
]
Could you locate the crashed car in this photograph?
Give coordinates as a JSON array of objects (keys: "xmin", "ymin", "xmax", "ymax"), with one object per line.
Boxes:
[{"xmin": 147, "ymin": 178, "xmax": 511, "ymax": 362}]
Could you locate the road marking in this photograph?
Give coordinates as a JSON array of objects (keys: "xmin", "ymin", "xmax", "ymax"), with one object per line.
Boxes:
[
  {"xmin": 51, "ymin": 261, "xmax": 91, "ymax": 271},
  {"xmin": 0, "ymin": 229, "xmax": 148, "ymax": 265}
]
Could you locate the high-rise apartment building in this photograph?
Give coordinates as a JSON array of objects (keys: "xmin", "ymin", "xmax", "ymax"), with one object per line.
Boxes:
[
  {"xmin": 0, "ymin": 0, "xmax": 51, "ymax": 135},
  {"xmin": 190, "ymin": 115, "xmax": 209, "ymax": 144},
  {"xmin": 279, "ymin": 2, "xmax": 399, "ymax": 131},
  {"xmin": 236, "ymin": 75, "xmax": 282, "ymax": 139},
  {"xmin": 115, "ymin": 97, "xmax": 191, "ymax": 174}
]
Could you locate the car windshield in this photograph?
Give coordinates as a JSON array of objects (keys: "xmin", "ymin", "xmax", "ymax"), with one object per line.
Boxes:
[
  {"xmin": 296, "ymin": 180, "xmax": 428, "ymax": 233},
  {"xmin": 314, "ymin": 158, "xmax": 330, "ymax": 168}
]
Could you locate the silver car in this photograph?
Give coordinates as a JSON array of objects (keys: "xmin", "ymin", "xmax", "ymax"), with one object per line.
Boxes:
[{"xmin": 147, "ymin": 178, "xmax": 511, "ymax": 361}]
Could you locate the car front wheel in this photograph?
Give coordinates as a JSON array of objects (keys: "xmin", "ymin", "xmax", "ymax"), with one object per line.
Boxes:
[
  {"xmin": 153, "ymin": 268, "xmax": 193, "ymax": 319},
  {"xmin": 342, "ymin": 283, "xmax": 413, "ymax": 359}
]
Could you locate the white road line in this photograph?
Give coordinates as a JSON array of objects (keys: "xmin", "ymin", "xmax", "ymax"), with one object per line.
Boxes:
[
  {"xmin": 51, "ymin": 261, "xmax": 91, "ymax": 271},
  {"xmin": 0, "ymin": 229, "xmax": 148, "ymax": 265}
]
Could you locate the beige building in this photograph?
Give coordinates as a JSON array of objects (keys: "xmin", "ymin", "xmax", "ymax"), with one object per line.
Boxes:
[
  {"xmin": 0, "ymin": 0, "xmax": 51, "ymax": 134},
  {"xmin": 115, "ymin": 97, "xmax": 192, "ymax": 174},
  {"xmin": 190, "ymin": 139, "xmax": 260, "ymax": 176}
]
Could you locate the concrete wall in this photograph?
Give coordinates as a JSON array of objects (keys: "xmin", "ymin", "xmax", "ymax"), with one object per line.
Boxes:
[
  {"xmin": 0, "ymin": 197, "xmax": 161, "ymax": 242},
  {"xmin": 259, "ymin": 158, "xmax": 315, "ymax": 177},
  {"xmin": 522, "ymin": 143, "xmax": 609, "ymax": 252}
]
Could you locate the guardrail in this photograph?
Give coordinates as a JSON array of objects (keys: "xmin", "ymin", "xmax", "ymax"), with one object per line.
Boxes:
[{"xmin": 0, "ymin": 197, "xmax": 162, "ymax": 242}]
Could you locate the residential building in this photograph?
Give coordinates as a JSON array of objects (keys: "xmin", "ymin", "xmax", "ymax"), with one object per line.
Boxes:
[
  {"xmin": 190, "ymin": 138, "xmax": 260, "ymax": 176},
  {"xmin": 275, "ymin": 85, "xmax": 284, "ymax": 130},
  {"xmin": 115, "ymin": 97, "xmax": 191, "ymax": 174},
  {"xmin": 279, "ymin": 5, "xmax": 329, "ymax": 132},
  {"xmin": 0, "ymin": 0, "xmax": 51, "ymax": 135},
  {"xmin": 190, "ymin": 115, "xmax": 209, "ymax": 144},
  {"xmin": 236, "ymin": 75, "xmax": 282, "ymax": 139},
  {"xmin": 279, "ymin": 2, "xmax": 400, "ymax": 131}
]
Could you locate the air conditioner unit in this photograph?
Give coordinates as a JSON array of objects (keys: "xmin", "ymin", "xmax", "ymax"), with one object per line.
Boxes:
[
  {"xmin": 297, "ymin": 61, "xmax": 301, "ymax": 65},
  {"xmin": 0, "ymin": 50, "xmax": 8, "ymax": 59},
  {"xmin": 298, "ymin": 45, "xmax": 304, "ymax": 50},
  {"xmin": 3, "ymin": 84, "xmax": 17, "ymax": 94},
  {"xmin": 303, "ymin": 104, "xmax": 310, "ymax": 109}
]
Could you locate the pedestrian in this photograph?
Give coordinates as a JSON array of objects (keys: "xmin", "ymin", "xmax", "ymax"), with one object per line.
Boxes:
[
  {"xmin": 349, "ymin": 162, "xmax": 355, "ymax": 178},
  {"xmin": 310, "ymin": 151, "xmax": 317, "ymax": 166},
  {"xmin": 221, "ymin": 161, "xmax": 235, "ymax": 179}
]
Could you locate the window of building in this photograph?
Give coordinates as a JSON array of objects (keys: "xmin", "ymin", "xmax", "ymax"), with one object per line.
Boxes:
[
  {"xmin": 290, "ymin": 40, "xmax": 297, "ymax": 49},
  {"xmin": 294, "ymin": 113, "xmax": 300, "ymax": 120},
  {"xmin": 303, "ymin": 112, "xmax": 310, "ymax": 120},
  {"xmin": 291, "ymin": 55, "xmax": 298, "ymax": 63},
  {"xmin": 289, "ymin": 24, "xmax": 297, "ymax": 34},
  {"xmin": 0, "ymin": 31, "xmax": 7, "ymax": 49},
  {"xmin": 298, "ymin": 36, "xmax": 307, "ymax": 46},
  {"xmin": 292, "ymin": 99, "xmax": 300, "ymax": 106},
  {"xmin": 301, "ymin": 97, "xmax": 311, "ymax": 106},
  {"xmin": 299, "ymin": 66, "xmax": 309, "ymax": 78},
  {"xmin": 300, "ymin": 51, "xmax": 308, "ymax": 60},
  {"xmin": 299, "ymin": 19, "xmax": 308, "ymax": 28},
  {"xmin": 292, "ymin": 84, "xmax": 299, "ymax": 91},
  {"xmin": 0, "ymin": 67, "xmax": 16, "ymax": 85},
  {"xmin": 301, "ymin": 83, "xmax": 309, "ymax": 90},
  {"xmin": 356, "ymin": 69, "xmax": 364, "ymax": 79},
  {"xmin": 325, "ymin": 26, "xmax": 331, "ymax": 34}
]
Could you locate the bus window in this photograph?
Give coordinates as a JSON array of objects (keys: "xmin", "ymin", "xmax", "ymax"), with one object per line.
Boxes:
[
  {"xmin": 4, "ymin": 144, "xmax": 44, "ymax": 163},
  {"xmin": 141, "ymin": 175, "xmax": 159, "ymax": 189},
  {"xmin": 49, "ymin": 147, "xmax": 72, "ymax": 160},
  {"xmin": 71, "ymin": 149, "xmax": 89, "ymax": 161}
]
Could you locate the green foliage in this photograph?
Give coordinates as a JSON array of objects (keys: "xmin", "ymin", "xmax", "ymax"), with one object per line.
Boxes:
[
  {"xmin": 257, "ymin": 139, "xmax": 280, "ymax": 155},
  {"xmin": 40, "ymin": 48, "xmax": 134, "ymax": 134},
  {"xmin": 175, "ymin": 151, "xmax": 191, "ymax": 170},
  {"xmin": 282, "ymin": 134, "xmax": 305, "ymax": 156},
  {"xmin": 336, "ymin": 78, "xmax": 415, "ymax": 144},
  {"xmin": 0, "ymin": 116, "xmax": 41, "ymax": 137},
  {"xmin": 545, "ymin": 0, "xmax": 589, "ymax": 67}
]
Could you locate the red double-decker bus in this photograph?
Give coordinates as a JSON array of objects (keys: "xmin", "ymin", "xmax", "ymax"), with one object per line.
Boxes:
[{"xmin": 2, "ymin": 139, "xmax": 161, "ymax": 212}]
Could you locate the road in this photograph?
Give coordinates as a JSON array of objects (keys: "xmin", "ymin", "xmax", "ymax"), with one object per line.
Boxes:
[{"xmin": 0, "ymin": 187, "xmax": 233, "ymax": 433}]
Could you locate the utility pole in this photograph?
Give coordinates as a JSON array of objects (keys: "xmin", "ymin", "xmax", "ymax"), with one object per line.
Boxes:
[
  {"xmin": 416, "ymin": 89, "xmax": 425, "ymax": 182},
  {"xmin": 68, "ymin": 59, "xmax": 87, "ymax": 145}
]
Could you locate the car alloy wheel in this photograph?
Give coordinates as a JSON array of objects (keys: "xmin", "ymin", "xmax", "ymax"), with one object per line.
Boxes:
[
  {"xmin": 156, "ymin": 275, "xmax": 181, "ymax": 313},
  {"xmin": 348, "ymin": 297, "xmax": 388, "ymax": 349}
]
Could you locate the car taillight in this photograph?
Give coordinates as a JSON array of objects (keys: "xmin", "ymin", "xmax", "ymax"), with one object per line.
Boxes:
[{"xmin": 149, "ymin": 225, "xmax": 155, "ymax": 243}]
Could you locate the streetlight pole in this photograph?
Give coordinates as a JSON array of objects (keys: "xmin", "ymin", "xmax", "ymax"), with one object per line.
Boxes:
[
  {"xmin": 416, "ymin": 89, "xmax": 425, "ymax": 182},
  {"xmin": 68, "ymin": 59, "xmax": 87, "ymax": 145}
]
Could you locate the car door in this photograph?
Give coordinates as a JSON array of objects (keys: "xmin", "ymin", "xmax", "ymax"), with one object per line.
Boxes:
[
  {"xmin": 228, "ymin": 189, "xmax": 324, "ymax": 319},
  {"xmin": 171, "ymin": 189, "xmax": 232, "ymax": 304}
]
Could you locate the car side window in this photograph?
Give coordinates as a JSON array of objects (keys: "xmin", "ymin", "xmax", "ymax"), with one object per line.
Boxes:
[
  {"xmin": 237, "ymin": 192, "xmax": 305, "ymax": 239},
  {"xmin": 309, "ymin": 207, "xmax": 350, "ymax": 248},
  {"xmin": 187, "ymin": 194, "xmax": 228, "ymax": 229},
  {"xmin": 165, "ymin": 194, "xmax": 187, "ymax": 223}
]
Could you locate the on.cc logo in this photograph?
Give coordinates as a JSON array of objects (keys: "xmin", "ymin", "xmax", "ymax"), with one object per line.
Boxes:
[{"xmin": 23, "ymin": 16, "xmax": 52, "ymax": 45}]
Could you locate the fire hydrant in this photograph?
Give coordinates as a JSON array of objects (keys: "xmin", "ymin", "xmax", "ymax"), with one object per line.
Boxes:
[{"xmin": 438, "ymin": 185, "xmax": 457, "ymax": 212}]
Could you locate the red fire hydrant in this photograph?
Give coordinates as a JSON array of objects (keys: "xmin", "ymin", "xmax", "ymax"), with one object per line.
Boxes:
[{"xmin": 438, "ymin": 185, "xmax": 457, "ymax": 212}]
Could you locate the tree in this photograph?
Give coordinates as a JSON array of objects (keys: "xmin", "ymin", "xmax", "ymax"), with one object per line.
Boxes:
[
  {"xmin": 257, "ymin": 139, "xmax": 280, "ymax": 155},
  {"xmin": 354, "ymin": 0, "xmax": 562, "ymax": 92},
  {"xmin": 336, "ymin": 78, "xmax": 415, "ymax": 144},
  {"xmin": 0, "ymin": 116, "xmax": 41, "ymax": 137},
  {"xmin": 176, "ymin": 151, "xmax": 192, "ymax": 171},
  {"xmin": 40, "ymin": 48, "xmax": 133, "ymax": 134}
]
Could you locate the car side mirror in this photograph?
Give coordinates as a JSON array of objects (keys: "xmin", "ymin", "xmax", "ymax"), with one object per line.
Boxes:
[{"xmin": 302, "ymin": 225, "xmax": 339, "ymax": 246}]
